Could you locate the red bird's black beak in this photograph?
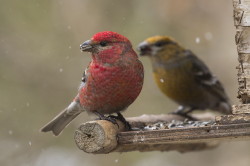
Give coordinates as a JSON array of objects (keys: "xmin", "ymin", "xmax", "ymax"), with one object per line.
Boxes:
[{"xmin": 80, "ymin": 40, "xmax": 93, "ymax": 52}]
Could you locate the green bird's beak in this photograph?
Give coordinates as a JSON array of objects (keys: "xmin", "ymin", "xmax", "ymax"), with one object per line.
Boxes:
[{"xmin": 137, "ymin": 41, "xmax": 151, "ymax": 56}]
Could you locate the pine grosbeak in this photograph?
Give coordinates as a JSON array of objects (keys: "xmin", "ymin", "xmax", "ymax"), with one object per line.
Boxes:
[
  {"xmin": 41, "ymin": 31, "xmax": 144, "ymax": 136},
  {"xmin": 138, "ymin": 36, "xmax": 231, "ymax": 117}
]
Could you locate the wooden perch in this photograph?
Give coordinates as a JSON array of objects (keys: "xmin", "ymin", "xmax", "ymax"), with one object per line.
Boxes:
[{"xmin": 74, "ymin": 113, "xmax": 250, "ymax": 154}]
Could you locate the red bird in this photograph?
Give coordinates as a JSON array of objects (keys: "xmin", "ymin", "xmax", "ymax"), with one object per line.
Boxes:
[{"xmin": 41, "ymin": 31, "xmax": 144, "ymax": 136}]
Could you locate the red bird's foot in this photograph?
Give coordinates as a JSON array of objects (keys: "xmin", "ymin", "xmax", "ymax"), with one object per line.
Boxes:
[
  {"xmin": 109, "ymin": 113, "xmax": 131, "ymax": 130},
  {"xmin": 94, "ymin": 111, "xmax": 119, "ymax": 127}
]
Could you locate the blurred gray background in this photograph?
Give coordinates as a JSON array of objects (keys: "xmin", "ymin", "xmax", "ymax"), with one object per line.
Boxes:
[{"xmin": 1, "ymin": 0, "xmax": 249, "ymax": 166}]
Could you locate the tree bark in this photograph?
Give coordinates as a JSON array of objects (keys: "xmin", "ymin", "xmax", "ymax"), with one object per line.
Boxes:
[{"xmin": 233, "ymin": 0, "xmax": 250, "ymax": 103}]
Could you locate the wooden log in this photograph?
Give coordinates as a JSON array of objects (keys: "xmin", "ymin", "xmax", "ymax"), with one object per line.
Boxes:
[
  {"xmin": 232, "ymin": 104, "xmax": 250, "ymax": 114},
  {"xmin": 74, "ymin": 113, "xmax": 217, "ymax": 154},
  {"xmin": 118, "ymin": 123, "xmax": 250, "ymax": 145},
  {"xmin": 74, "ymin": 113, "xmax": 250, "ymax": 154},
  {"xmin": 216, "ymin": 114, "xmax": 250, "ymax": 124},
  {"xmin": 114, "ymin": 142, "xmax": 218, "ymax": 153}
]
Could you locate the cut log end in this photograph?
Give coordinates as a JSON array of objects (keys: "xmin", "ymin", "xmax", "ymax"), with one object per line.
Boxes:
[{"xmin": 74, "ymin": 120, "xmax": 125, "ymax": 154}]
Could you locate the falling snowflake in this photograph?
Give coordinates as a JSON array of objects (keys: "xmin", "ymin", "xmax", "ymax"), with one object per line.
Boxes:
[
  {"xmin": 8, "ymin": 130, "xmax": 13, "ymax": 135},
  {"xmin": 195, "ymin": 37, "xmax": 200, "ymax": 44}
]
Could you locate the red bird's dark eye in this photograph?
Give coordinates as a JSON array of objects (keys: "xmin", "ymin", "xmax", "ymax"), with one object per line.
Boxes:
[{"xmin": 100, "ymin": 41, "xmax": 107, "ymax": 47}]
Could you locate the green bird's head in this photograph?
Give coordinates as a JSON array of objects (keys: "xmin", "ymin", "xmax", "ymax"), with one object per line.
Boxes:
[{"xmin": 138, "ymin": 36, "xmax": 186, "ymax": 62}]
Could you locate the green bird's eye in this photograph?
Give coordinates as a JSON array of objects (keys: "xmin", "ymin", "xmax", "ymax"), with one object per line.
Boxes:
[
  {"xmin": 100, "ymin": 41, "xmax": 107, "ymax": 47},
  {"xmin": 154, "ymin": 40, "xmax": 174, "ymax": 47},
  {"xmin": 154, "ymin": 41, "xmax": 166, "ymax": 47}
]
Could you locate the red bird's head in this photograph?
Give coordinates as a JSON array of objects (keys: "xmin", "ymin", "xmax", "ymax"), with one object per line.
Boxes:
[
  {"xmin": 92, "ymin": 31, "xmax": 130, "ymax": 43},
  {"xmin": 80, "ymin": 31, "xmax": 136, "ymax": 64}
]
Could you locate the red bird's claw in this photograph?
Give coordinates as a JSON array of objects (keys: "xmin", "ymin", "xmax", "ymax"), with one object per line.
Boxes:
[
  {"xmin": 123, "ymin": 121, "xmax": 131, "ymax": 130},
  {"xmin": 109, "ymin": 114, "xmax": 131, "ymax": 130},
  {"xmin": 102, "ymin": 116, "xmax": 119, "ymax": 128},
  {"xmin": 108, "ymin": 115, "xmax": 118, "ymax": 119}
]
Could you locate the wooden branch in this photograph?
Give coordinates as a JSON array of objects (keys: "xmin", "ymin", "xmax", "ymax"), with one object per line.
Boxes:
[
  {"xmin": 216, "ymin": 113, "xmax": 250, "ymax": 124},
  {"xmin": 114, "ymin": 142, "xmax": 218, "ymax": 153},
  {"xmin": 232, "ymin": 104, "xmax": 250, "ymax": 114},
  {"xmin": 233, "ymin": 0, "xmax": 250, "ymax": 103},
  {"xmin": 74, "ymin": 113, "xmax": 212, "ymax": 153},
  {"xmin": 118, "ymin": 122, "xmax": 250, "ymax": 145},
  {"xmin": 74, "ymin": 113, "xmax": 250, "ymax": 154}
]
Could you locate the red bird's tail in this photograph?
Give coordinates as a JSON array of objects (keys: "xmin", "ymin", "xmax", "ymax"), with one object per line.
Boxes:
[{"xmin": 41, "ymin": 102, "xmax": 82, "ymax": 136}]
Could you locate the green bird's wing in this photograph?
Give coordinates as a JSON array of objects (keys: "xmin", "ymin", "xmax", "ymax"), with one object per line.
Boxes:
[{"xmin": 185, "ymin": 50, "xmax": 229, "ymax": 103}]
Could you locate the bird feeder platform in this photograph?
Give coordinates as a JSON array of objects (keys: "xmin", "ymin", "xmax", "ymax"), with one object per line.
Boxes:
[{"xmin": 74, "ymin": 104, "xmax": 250, "ymax": 154}]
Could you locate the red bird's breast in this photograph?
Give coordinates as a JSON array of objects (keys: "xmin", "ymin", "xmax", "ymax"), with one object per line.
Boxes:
[{"xmin": 78, "ymin": 60, "xmax": 143, "ymax": 114}]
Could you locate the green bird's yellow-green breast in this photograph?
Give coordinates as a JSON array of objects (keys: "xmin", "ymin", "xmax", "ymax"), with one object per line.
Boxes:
[{"xmin": 153, "ymin": 60, "xmax": 210, "ymax": 107}]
